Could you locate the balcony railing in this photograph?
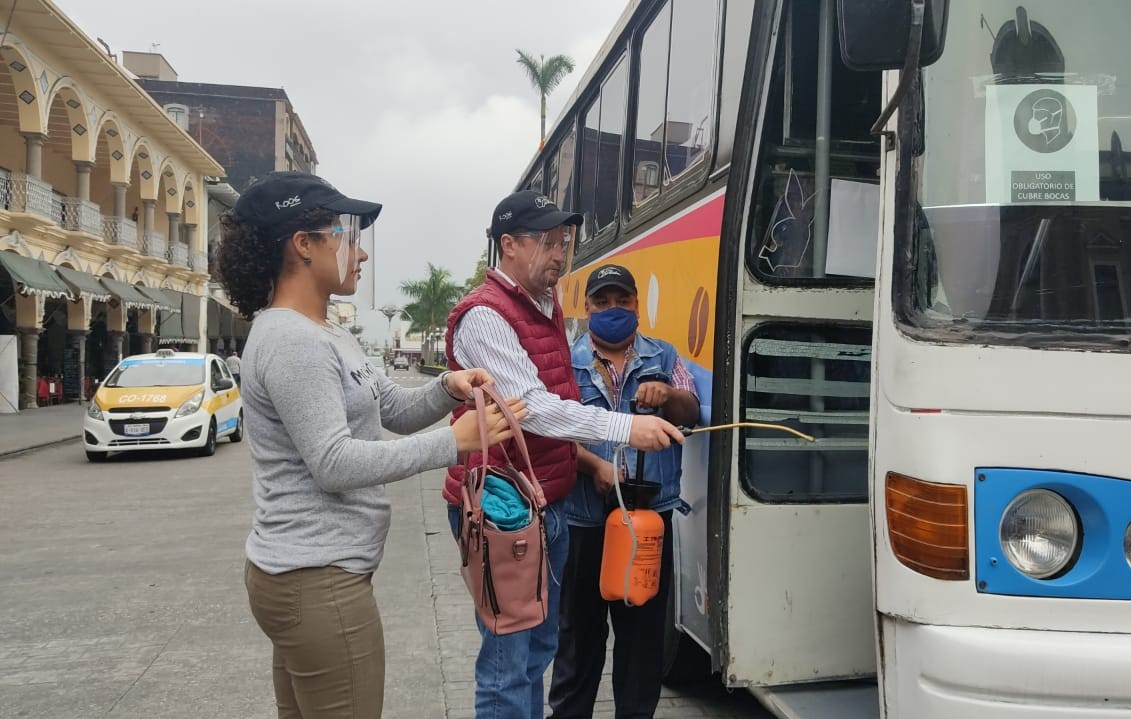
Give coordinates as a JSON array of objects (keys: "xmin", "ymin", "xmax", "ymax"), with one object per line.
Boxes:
[
  {"xmin": 50, "ymin": 195, "xmax": 63, "ymax": 226},
  {"xmin": 167, "ymin": 241, "xmax": 189, "ymax": 267},
  {"xmin": 143, "ymin": 232, "xmax": 166, "ymax": 260},
  {"xmin": 102, "ymin": 216, "xmax": 138, "ymax": 250},
  {"xmin": 62, "ymin": 197, "xmax": 103, "ymax": 237},
  {"xmin": 190, "ymin": 252, "xmax": 209, "ymax": 273},
  {"xmin": 8, "ymin": 172, "xmax": 54, "ymax": 219}
]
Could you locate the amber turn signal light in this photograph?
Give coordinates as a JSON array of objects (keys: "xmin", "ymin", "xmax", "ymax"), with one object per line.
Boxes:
[{"xmin": 885, "ymin": 472, "xmax": 969, "ymax": 581}]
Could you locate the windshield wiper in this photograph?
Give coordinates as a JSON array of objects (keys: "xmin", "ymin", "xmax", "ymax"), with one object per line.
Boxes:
[{"xmin": 1009, "ymin": 218, "xmax": 1052, "ymax": 318}]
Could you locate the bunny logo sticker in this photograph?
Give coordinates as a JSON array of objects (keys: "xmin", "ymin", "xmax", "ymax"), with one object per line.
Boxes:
[
  {"xmin": 1014, "ymin": 89, "xmax": 1076, "ymax": 154},
  {"xmin": 758, "ymin": 169, "xmax": 815, "ymax": 273}
]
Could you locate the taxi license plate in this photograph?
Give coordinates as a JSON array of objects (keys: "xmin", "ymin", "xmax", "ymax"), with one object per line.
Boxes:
[{"xmin": 124, "ymin": 423, "xmax": 150, "ymax": 436}]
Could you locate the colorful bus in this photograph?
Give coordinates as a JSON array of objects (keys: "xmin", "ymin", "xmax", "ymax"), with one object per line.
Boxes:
[{"xmin": 510, "ymin": 0, "xmax": 1131, "ymax": 716}]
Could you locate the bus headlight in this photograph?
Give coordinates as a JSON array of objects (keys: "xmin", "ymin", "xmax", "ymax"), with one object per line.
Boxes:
[
  {"xmin": 999, "ymin": 489, "xmax": 1079, "ymax": 579},
  {"xmin": 1124, "ymin": 522, "xmax": 1131, "ymax": 570}
]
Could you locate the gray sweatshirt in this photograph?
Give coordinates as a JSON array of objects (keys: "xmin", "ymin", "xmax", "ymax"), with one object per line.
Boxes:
[{"xmin": 241, "ymin": 308, "xmax": 460, "ymax": 575}]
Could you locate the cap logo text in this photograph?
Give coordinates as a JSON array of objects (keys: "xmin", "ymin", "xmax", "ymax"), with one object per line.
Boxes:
[
  {"xmin": 498, "ymin": 211, "xmax": 513, "ymax": 221},
  {"xmin": 597, "ymin": 267, "xmax": 622, "ymax": 278},
  {"xmin": 534, "ymin": 196, "xmax": 551, "ymax": 208},
  {"xmin": 276, "ymin": 196, "xmax": 302, "ymax": 210}
]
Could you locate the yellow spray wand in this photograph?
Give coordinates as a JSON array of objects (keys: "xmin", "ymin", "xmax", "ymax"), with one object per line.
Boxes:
[{"xmin": 678, "ymin": 422, "xmax": 815, "ymax": 443}]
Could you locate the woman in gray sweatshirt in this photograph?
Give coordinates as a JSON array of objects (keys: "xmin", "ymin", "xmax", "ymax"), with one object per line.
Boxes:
[{"xmin": 214, "ymin": 171, "xmax": 522, "ymax": 719}]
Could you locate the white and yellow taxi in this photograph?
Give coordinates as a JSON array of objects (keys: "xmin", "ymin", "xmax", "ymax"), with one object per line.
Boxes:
[{"xmin": 83, "ymin": 349, "xmax": 243, "ymax": 462}]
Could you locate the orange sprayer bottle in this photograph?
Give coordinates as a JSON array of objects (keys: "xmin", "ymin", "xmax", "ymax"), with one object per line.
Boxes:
[{"xmin": 599, "ymin": 445, "xmax": 665, "ymax": 606}]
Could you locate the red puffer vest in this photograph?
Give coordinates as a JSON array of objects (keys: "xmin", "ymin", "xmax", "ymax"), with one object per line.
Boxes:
[{"xmin": 443, "ymin": 269, "xmax": 579, "ymax": 505}]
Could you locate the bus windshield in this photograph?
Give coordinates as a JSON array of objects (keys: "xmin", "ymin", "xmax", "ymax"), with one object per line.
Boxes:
[{"xmin": 900, "ymin": 0, "xmax": 1131, "ymax": 347}]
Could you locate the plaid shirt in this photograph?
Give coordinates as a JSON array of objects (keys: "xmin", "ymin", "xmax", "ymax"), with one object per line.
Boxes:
[{"xmin": 590, "ymin": 337, "xmax": 698, "ymax": 411}]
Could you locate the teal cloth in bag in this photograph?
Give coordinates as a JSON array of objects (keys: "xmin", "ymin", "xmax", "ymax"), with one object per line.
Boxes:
[{"xmin": 481, "ymin": 473, "xmax": 531, "ymax": 531}]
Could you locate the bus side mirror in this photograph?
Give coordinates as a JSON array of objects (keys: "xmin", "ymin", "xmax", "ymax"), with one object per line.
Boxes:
[{"xmin": 837, "ymin": 0, "xmax": 949, "ymax": 71}]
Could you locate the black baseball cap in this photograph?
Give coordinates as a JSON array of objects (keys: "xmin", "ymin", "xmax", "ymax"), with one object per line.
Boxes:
[
  {"xmin": 490, "ymin": 190, "xmax": 582, "ymax": 241},
  {"xmin": 585, "ymin": 264, "xmax": 637, "ymax": 296},
  {"xmin": 232, "ymin": 171, "xmax": 383, "ymax": 229}
]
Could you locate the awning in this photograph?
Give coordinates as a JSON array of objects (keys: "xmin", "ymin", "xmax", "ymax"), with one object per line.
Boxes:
[
  {"xmin": 135, "ymin": 286, "xmax": 179, "ymax": 311},
  {"xmin": 233, "ymin": 316, "xmax": 251, "ymax": 340},
  {"xmin": 55, "ymin": 266, "xmax": 111, "ymax": 302},
  {"xmin": 179, "ymin": 291, "xmax": 201, "ymax": 341},
  {"xmin": 100, "ymin": 278, "xmax": 162, "ymax": 310},
  {"xmin": 0, "ymin": 252, "xmax": 73, "ymax": 299},
  {"xmin": 157, "ymin": 300, "xmax": 184, "ymax": 344},
  {"xmin": 206, "ymin": 297, "xmax": 250, "ymax": 340},
  {"xmin": 207, "ymin": 298, "xmax": 223, "ymax": 339}
]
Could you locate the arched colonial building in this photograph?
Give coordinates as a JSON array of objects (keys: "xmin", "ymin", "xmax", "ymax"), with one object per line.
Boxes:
[{"xmin": 0, "ymin": 0, "xmax": 224, "ymax": 410}]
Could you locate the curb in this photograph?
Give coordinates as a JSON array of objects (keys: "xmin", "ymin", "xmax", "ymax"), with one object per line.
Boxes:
[{"xmin": 0, "ymin": 434, "xmax": 82, "ymax": 460}]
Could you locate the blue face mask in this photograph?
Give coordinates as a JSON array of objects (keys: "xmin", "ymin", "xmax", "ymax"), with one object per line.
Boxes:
[{"xmin": 588, "ymin": 306, "xmax": 638, "ymax": 344}]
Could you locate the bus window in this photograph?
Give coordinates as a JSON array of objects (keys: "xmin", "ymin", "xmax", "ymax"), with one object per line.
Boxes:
[
  {"xmin": 547, "ymin": 125, "xmax": 577, "ymax": 211},
  {"xmin": 579, "ymin": 100, "xmax": 599, "ymax": 244},
  {"xmin": 578, "ymin": 54, "xmax": 629, "ymax": 244},
  {"xmin": 741, "ymin": 324, "xmax": 871, "ymax": 503},
  {"xmin": 632, "ymin": 0, "xmax": 719, "ymax": 210},
  {"xmin": 527, "ymin": 168, "xmax": 544, "ymax": 194},
  {"xmin": 665, "ymin": 0, "xmax": 716, "ymax": 181},
  {"xmin": 746, "ymin": 0, "xmax": 882, "ymax": 282},
  {"xmin": 632, "ymin": 2, "xmax": 671, "ymax": 206}
]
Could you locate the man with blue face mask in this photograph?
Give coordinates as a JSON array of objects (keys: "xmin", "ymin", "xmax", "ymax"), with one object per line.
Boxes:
[{"xmin": 548, "ymin": 264, "xmax": 700, "ymax": 719}]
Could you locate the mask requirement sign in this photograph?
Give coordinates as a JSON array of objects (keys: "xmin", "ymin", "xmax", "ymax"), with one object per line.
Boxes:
[{"xmin": 985, "ymin": 84, "xmax": 1099, "ymax": 204}]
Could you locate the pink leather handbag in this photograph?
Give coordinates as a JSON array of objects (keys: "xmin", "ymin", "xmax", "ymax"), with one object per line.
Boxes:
[{"xmin": 455, "ymin": 384, "xmax": 549, "ymax": 635}]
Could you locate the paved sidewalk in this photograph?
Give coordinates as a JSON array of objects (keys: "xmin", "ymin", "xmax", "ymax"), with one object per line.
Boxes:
[{"xmin": 0, "ymin": 402, "xmax": 87, "ymax": 457}]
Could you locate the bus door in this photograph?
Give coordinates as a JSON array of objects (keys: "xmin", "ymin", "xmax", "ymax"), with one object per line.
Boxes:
[{"xmin": 720, "ymin": 0, "xmax": 883, "ymax": 692}]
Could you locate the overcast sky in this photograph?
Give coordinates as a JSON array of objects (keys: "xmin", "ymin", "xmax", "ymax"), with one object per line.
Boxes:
[{"xmin": 57, "ymin": 0, "xmax": 628, "ymax": 345}]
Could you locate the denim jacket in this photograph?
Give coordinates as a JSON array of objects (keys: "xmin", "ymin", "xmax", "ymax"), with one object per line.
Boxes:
[{"xmin": 565, "ymin": 332, "xmax": 691, "ymax": 527}]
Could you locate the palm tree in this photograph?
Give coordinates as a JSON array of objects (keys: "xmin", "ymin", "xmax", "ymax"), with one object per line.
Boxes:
[
  {"xmin": 465, "ymin": 249, "xmax": 489, "ymax": 290},
  {"xmin": 399, "ymin": 263, "xmax": 464, "ymax": 365},
  {"xmin": 515, "ymin": 50, "xmax": 576, "ymax": 148}
]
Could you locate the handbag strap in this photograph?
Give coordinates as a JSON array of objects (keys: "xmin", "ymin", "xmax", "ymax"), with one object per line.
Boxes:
[{"xmin": 472, "ymin": 385, "xmax": 547, "ymax": 510}]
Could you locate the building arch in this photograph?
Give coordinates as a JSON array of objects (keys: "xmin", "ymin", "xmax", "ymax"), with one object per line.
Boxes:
[
  {"xmin": 44, "ymin": 78, "xmax": 92, "ymax": 162},
  {"xmin": 95, "ymin": 113, "xmax": 129, "ymax": 184},
  {"xmin": 1, "ymin": 244, "xmax": 31, "ymax": 259},
  {"xmin": 158, "ymin": 159, "xmax": 182, "ymax": 214},
  {"xmin": 127, "ymin": 140, "xmax": 157, "ymax": 201},
  {"xmin": 52, "ymin": 246, "xmax": 83, "ymax": 269},
  {"xmin": 181, "ymin": 176, "xmax": 199, "ymax": 226},
  {"xmin": 96, "ymin": 258, "xmax": 120, "ymax": 280},
  {"xmin": 0, "ymin": 38, "xmax": 45, "ymax": 133}
]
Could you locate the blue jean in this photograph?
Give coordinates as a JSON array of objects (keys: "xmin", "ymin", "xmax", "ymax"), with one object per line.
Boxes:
[{"xmin": 448, "ymin": 500, "xmax": 570, "ymax": 719}]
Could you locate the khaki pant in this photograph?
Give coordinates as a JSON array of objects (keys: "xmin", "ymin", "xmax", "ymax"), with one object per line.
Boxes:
[{"xmin": 245, "ymin": 561, "xmax": 385, "ymax": 719}]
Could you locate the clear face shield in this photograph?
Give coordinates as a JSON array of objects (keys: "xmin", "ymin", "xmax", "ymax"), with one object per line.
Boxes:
[
  {"xmin": 519, "ymin": 223, "xmax": 578, "ymax": 297},
  {"xmin": 334, "ymin": 215, "xmax": 363, "ymax": 288}
]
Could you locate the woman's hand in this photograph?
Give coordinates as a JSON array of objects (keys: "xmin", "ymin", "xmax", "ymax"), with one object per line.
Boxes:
[
  {"xmin": 442, "ymin": 368, "xmax": 495, "ymax": 400},
  {"xmin": 452, "ymin": 398, "xmax": 527, "ymax": 452}
]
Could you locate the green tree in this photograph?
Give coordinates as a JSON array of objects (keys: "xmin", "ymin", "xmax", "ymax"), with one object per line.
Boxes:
[
  {"xmin": 465, "ymin": 249, "xmax": 489, "ymax": 289},
  {"xmin": 399, "ymin": 263, "xmax": 464, "ymax": 365},
  {"xmin": 515, "ymin": 50, "xmax": 576, "ymax": 147}
]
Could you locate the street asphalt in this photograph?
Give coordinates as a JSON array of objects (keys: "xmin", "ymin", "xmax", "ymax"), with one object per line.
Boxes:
[{"xmin": 0, "ymin": 371, "xmax": 770, "ymax": 718}]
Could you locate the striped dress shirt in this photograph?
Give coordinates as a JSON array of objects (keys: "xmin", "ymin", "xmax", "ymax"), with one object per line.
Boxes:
[{"xmin": 451, "ymin": 270, "xmax": 634, "ymax": 445}]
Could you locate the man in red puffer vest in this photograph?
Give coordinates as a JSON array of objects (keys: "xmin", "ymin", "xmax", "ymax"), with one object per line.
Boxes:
[{"xmin": 444, "ymin": 189, "xmax": 684, "ymax": 719}]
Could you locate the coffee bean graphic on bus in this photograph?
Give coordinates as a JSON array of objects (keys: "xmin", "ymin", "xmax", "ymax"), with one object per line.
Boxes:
[{"xmin": 688, "ymin": 286, "xmax": 709, "ymax": 358}]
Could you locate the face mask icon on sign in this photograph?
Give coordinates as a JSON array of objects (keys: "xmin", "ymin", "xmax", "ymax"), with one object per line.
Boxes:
[{"xmin": 1028, "ymin": 97, "xmax": 1065, "ymax": 146}]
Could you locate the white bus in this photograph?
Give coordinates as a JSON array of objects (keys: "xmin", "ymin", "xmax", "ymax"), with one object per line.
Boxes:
[{"xmin": 511, "ymin": 0, "xmax": 1131, "ymax": 716}]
